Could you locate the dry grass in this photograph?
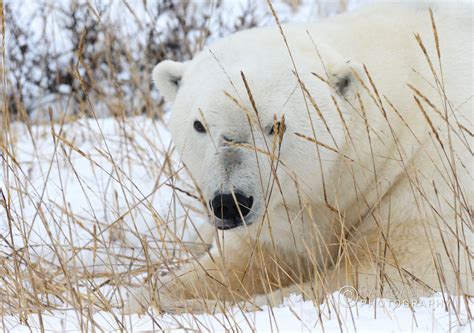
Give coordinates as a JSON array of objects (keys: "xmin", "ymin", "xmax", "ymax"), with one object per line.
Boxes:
[{"xmin": 0, "ymin": 1, "xmax": 472, "ymax": 332}]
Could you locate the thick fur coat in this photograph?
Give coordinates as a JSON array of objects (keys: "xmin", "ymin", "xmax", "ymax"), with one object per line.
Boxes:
[{"xmin": 128, "ymin": 2, "xmax": 472, "ymax": 313}]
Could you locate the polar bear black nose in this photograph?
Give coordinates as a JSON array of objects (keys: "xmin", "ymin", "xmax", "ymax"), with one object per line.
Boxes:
[{"xmin": 210, "ymin": 193, "xmax": 253, "ymax": 221}]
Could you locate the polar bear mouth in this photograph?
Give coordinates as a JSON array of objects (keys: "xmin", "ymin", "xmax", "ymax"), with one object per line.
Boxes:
[
  {"xmin": 214, "ymin": 219, "xmax": 251, "ymax": 230},
  {"xmin": 210, "ymin": 192, "xmax": 254, "ymax": 230}
]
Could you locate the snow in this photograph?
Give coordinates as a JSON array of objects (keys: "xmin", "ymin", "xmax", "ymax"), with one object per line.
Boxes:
[
  {"xmin": 1, "ymin": 116, "xmax": 205, "ymax": 267},
  {"xmin": 2, "ymin": 292, "xmax": 473, "ymax": 331},
  {"xmin": 1, "ymin": 116, "xmax": 472, "ymax": 332},
  {"xmin": 2, "ymin": 290, "xmax": 473, "ymax": 332}
]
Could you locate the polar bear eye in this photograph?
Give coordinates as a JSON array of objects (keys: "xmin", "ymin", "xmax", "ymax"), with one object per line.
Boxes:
[
  {"xmin": 193, "ymin": 120, "xmax": 206, "ymax": 133},
  {"xmin": 269, "ymin": 121, "xmax": 285, "ymax": 136}
]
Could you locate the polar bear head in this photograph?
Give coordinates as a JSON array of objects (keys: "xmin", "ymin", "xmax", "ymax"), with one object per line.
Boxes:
[{"xmin": 153, "ymin": 28, "xmax": 361, "ymax": 231}]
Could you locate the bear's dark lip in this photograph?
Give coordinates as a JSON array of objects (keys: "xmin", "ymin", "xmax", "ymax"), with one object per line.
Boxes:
[
  {"xmin": 213, "ymin": 216, "xmax": 254, "ymax": 230},
  {"xmin": 215, "ymin": 222, "xmax": 242, "ymax": 230}
]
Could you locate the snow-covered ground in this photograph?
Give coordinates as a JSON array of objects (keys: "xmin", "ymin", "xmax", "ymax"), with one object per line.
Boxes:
[
  {"xmin": 1, "ymin": 116, "xmax": 472, "ymax": 332},
  {"xmin": 4, "ymin": 293, "xmax": 473, "ymax": 332}
]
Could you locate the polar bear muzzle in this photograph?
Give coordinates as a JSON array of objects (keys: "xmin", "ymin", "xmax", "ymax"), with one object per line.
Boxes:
[{"xmin": 210, "ymin": 192, "xmax": 254, "ymax": 230}]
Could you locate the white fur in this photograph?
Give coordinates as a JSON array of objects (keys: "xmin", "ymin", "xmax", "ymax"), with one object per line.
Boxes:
[
  {"xmin": 134, "ymin": 2, "xmax": 473, "ymax": 314},
  {"xmin": 152, "ymin": 60, "xmax": 188, "ymax": 102}
]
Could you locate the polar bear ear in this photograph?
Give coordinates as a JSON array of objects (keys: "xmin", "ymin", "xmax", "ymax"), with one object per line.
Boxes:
[
  {"xmin": 327, "ymin": 60, "xmax": 362, "ymax": 98},
  {"xmin": 152, "ymin": 60, "xmax": 188, "ymax": 102}
]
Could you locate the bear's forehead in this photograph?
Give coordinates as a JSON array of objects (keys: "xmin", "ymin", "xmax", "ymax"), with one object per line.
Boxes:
[
  {"xmin": 182, "ymin": 62, "xmax": 300, "ymax": 110},
  {"xmin": 175, "ymin": 38, "xmax": 332, "ymax": 127}
]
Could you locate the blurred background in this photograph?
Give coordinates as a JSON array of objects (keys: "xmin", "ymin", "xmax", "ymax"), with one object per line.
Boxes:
[{"xmin": 3, "ymin": 0, "xmax": 361, "ymax": 122}]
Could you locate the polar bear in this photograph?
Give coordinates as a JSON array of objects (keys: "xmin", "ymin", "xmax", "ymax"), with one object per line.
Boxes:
[{"xmin": 128, "ymin": 2, "xmax": 472, "ymax": 313}]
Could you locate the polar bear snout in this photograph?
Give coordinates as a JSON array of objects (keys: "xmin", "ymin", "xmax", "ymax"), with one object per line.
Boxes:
[{"xmin": 210, "ymin": 192, "xmax": 254, "ymax": 230}]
